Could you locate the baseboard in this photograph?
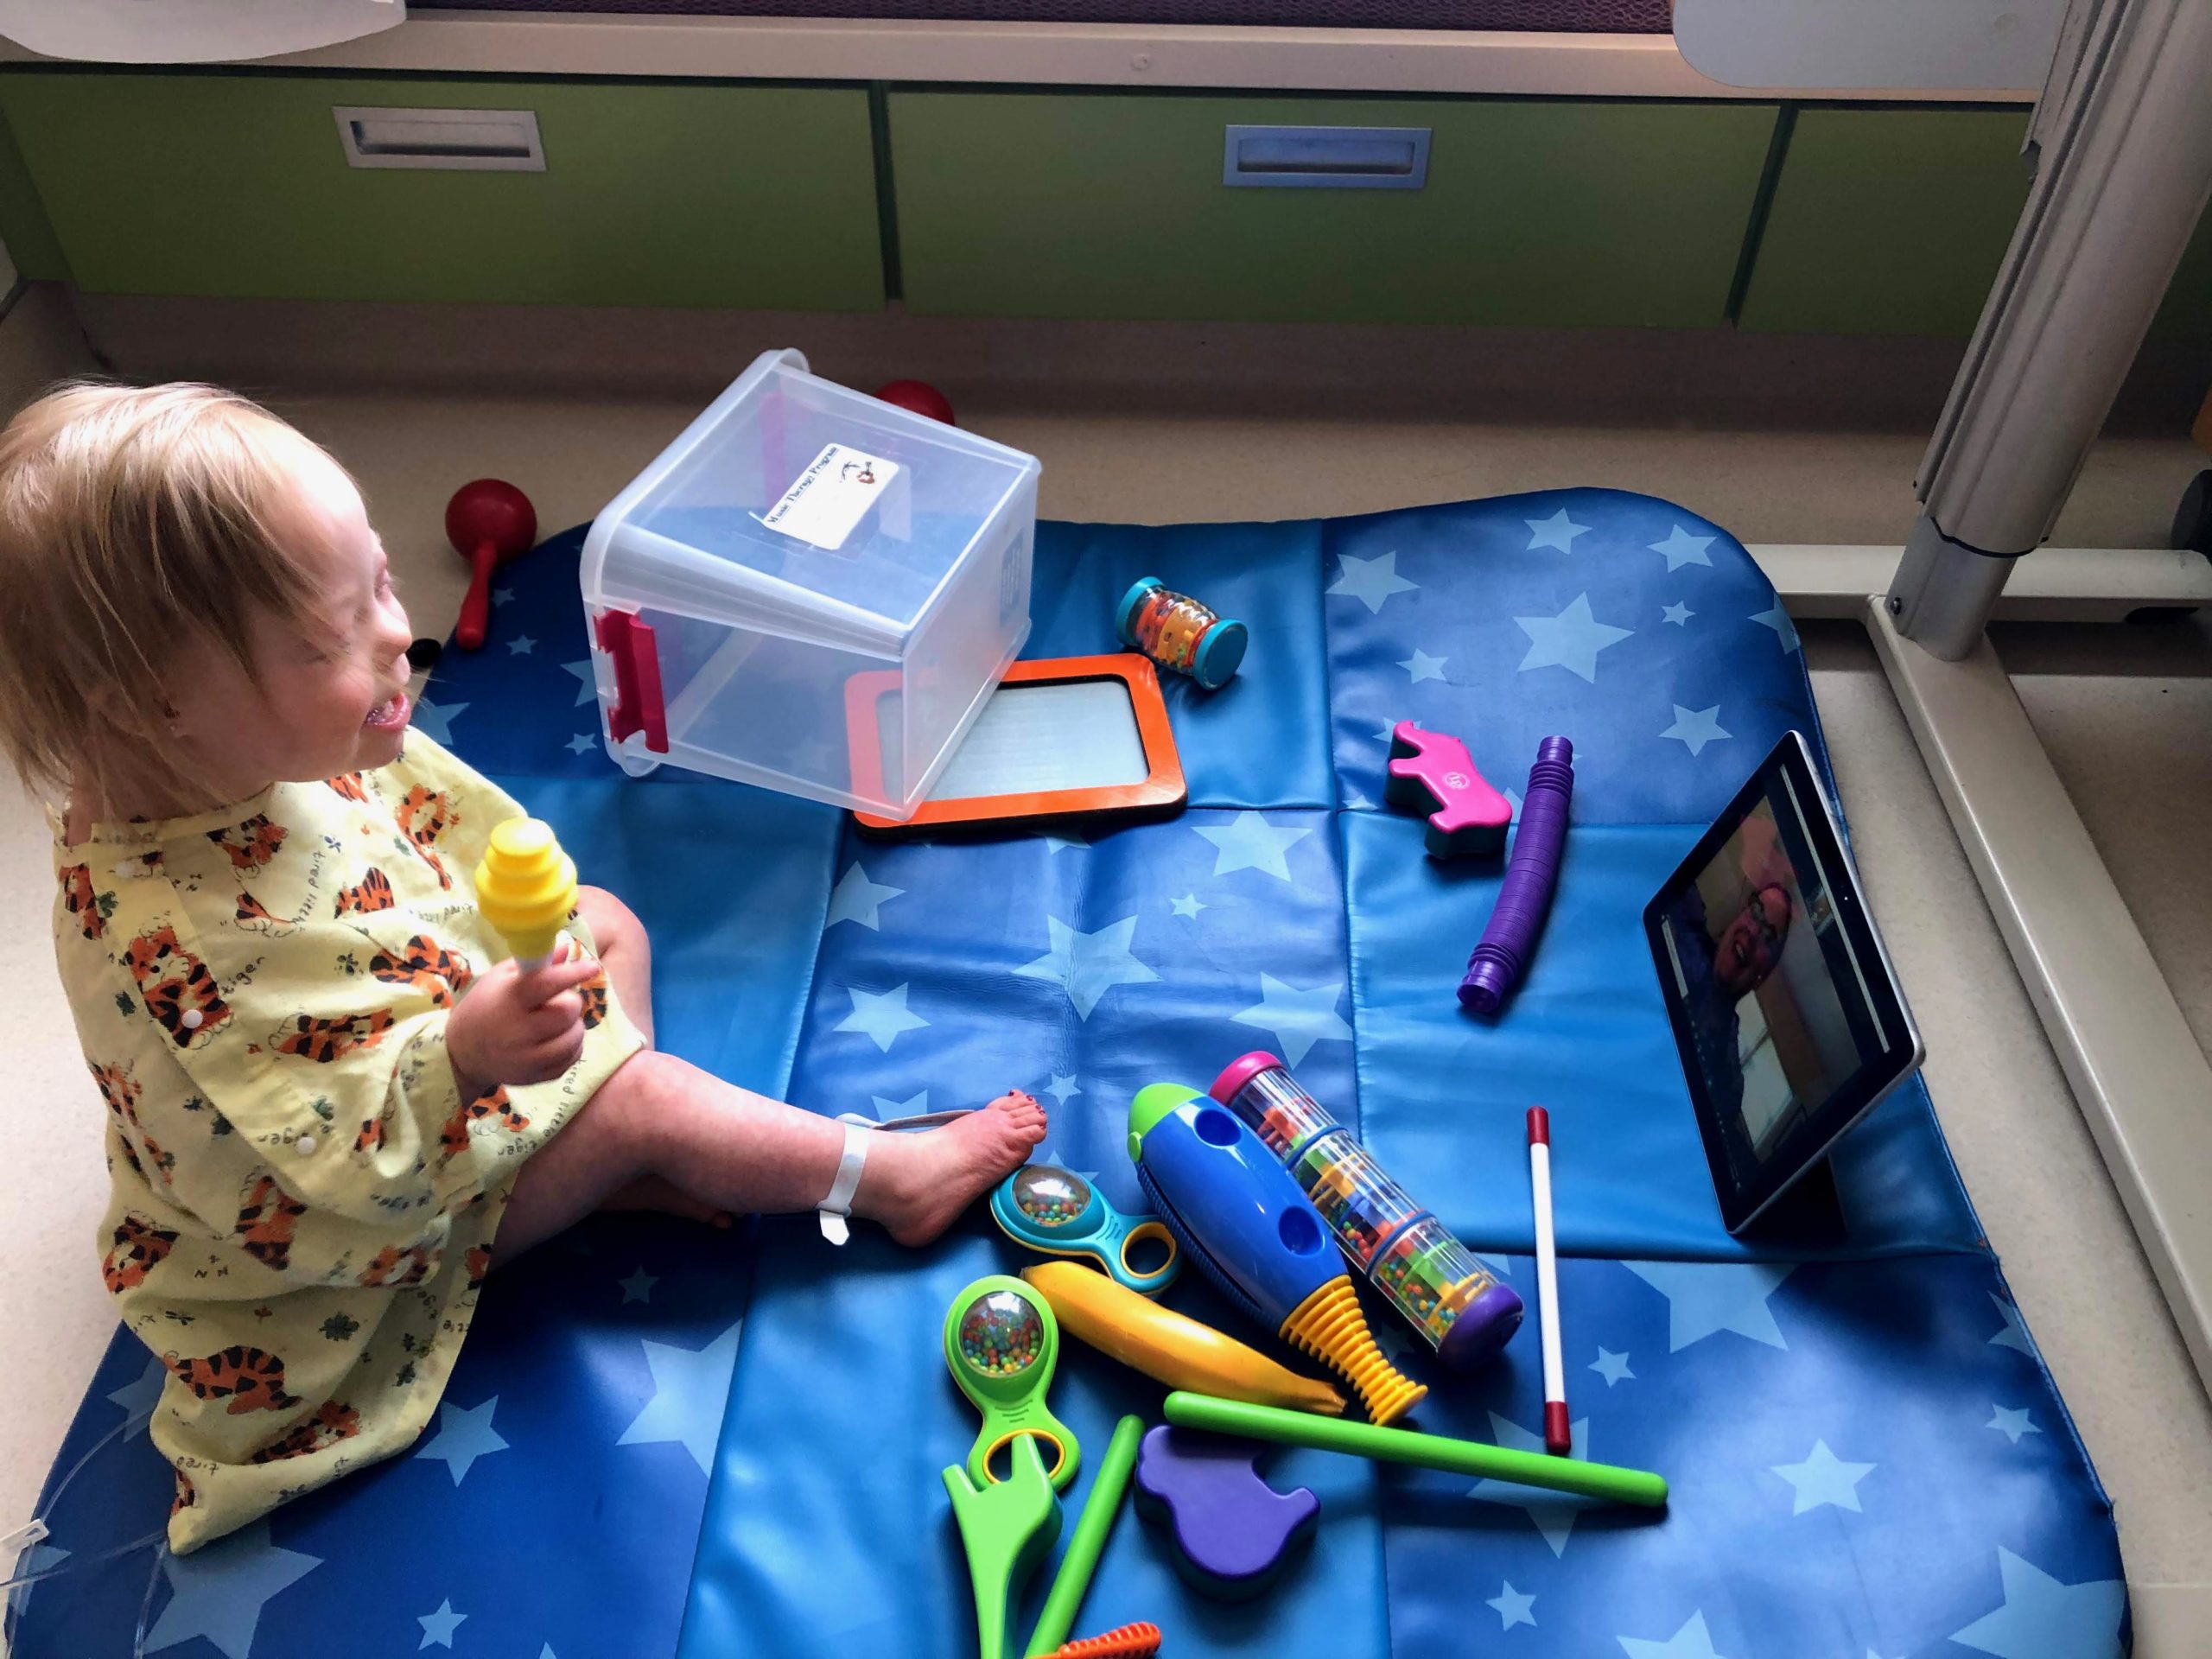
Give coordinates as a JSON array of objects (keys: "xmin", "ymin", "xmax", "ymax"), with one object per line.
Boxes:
[{"xmin": 2130, "ymin": 1582, "xmax": 2212, "ymax": 1656}]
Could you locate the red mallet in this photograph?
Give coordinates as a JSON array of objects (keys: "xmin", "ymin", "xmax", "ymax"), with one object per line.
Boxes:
[
  {"xmin": 874, "ymin": 378, "xmax": 956, "ymax": 424},
  {"xmin": 445, "ymin": 479, "xmax": 537, "ymax": 651}
]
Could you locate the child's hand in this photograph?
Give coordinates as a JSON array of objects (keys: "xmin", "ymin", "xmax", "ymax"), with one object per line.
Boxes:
[{"xmin": 447, "ymin": 946, "xmax": 601, "ymax": 1097}]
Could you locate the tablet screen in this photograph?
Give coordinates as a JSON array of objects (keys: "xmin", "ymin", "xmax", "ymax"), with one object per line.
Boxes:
[{"xmin": 1648, "ymin": 731, "xmax": 1920, "ymax": 1229}]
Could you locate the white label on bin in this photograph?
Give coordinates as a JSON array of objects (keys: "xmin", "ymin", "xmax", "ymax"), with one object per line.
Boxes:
[{"xmin": 754, "ymin": 442, "xmax": 902, "ymax": 551}]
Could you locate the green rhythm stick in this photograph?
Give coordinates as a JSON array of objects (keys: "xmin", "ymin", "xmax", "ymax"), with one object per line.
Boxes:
[
  {"xmin": 1024, "ymin": 1414, "xmax": 1144, "ymax": 1659},
  {"xmin": 1163, "ymin": 1392, "xmax": 1669, "ymax": 1508}
]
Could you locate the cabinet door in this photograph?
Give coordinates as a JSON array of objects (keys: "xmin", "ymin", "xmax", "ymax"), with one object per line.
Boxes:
[
  {"xmin": 2152, "ymin": 202, "xmax": 2210, "ymax": 344},
  {"xmin": 891, "ymin": 91, "xmax": 1776, "ymax": 327},
  {"xmin": 0, "ymin": 72, "xmax": 886, "ymax": 309},
  {"xmin": 1739, "ymin": 106, "xmax": 2032, "ymax": 336}
]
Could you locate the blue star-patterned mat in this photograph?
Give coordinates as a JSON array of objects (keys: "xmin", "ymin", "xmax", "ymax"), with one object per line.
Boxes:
[{"xmin": 9, "ymin": 490, "xmax": 2123, "ymax": 1659}]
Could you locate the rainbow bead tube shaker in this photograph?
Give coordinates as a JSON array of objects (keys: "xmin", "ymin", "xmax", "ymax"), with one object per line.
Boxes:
[
  {"xmin": 1210, "ymin": 1052, "xmax": 1523, "ymax": 1373},
  {"xmin": 1125, "ymin": 1084, "xmax": 1424, "ymax": 1424},
  {"xmin": 1115, "ymin": 577, "xmax": 1249, "ymax": 690}
]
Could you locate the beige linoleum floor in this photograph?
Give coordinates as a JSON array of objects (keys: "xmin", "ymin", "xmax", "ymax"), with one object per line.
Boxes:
[{"xmin": 2, "ymin": 286, "xmax": 2209, "ymax": 1648}]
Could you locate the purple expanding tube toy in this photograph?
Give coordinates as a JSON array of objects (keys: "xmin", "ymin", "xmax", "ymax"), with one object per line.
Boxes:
[{"xmin": 1459, "ymin": 736, "xmax": 1574, "ymax": 1014}]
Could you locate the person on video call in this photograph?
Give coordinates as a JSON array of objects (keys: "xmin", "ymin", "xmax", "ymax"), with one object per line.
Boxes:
[{"xmin": 1669, "ymin": 881, "xmax": 1793, "ymax": 1122}]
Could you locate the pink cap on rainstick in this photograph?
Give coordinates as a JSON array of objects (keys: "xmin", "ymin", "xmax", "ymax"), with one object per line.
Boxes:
[
  {"xmin": 1210, "ymin": 1051, "xmax": 1287, "ymax": 1105},
  {"xmin": 1527, "ymin": 1106, "xmax": 1550, "ymax": 1146}
]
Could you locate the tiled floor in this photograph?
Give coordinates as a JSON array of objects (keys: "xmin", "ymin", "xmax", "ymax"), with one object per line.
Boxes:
[{"xmin": 3, "ymin": 286, "xmax": 2207, "ymax": 1645}]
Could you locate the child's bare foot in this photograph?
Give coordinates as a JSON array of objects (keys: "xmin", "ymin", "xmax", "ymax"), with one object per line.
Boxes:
[{"xmin": 857, "ymin": 1090, "xmax": 1048, "ymax": 1247}]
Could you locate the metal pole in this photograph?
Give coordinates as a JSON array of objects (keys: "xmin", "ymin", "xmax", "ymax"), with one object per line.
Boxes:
[{"xmin": 1887, "ymin": 0, "xmax": 2212, "ymax": 660}]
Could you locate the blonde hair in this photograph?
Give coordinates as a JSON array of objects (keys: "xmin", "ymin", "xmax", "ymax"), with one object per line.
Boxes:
[{"xmin": 0, "ymin": 381, "xmax": 340, "ymax": 807}]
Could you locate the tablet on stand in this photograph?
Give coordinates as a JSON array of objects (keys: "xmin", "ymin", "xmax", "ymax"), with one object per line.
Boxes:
[{"xmin": 1643, "ymin": 731, "xmax": 1924, "ymax": 1241}]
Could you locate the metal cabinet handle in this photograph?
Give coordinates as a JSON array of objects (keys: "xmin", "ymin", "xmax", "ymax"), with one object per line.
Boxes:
[
  {"xmin": 334, "ymin": 106, "xmax": 545, "ymax": 171},
  {"xmin": 1223, "ymin": 124, "xmax": 1431, "ymax": 189}
]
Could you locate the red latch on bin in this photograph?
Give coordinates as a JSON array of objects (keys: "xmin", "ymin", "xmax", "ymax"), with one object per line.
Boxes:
[{"xmin": 594, "ymin": 610, "xmax": 668, "ymax": 754}]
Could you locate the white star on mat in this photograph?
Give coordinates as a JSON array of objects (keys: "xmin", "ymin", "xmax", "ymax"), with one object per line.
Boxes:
[
  {"xmin": 416, "ymin": 1599, "xmax": 467, "ymax": 1649},
  {"xmin": 836, "ymin": 984, "xmax": 928, "ymax": 1052},
  {"xmin": 1370, "ymin": 1316, "xmax": 1421, "ymax": 1365},
  {"xmin": 141, "ymin": 1521, "xmax": 320, "ymax": 1659},
  {"xmin": 1016, "ymin": 916, "xmax": 1159, "ymax": 1020},
  {"xmin": 563, "ymin": 660, "xmax": 598, "ymax": 706},
  {"xmin": 619, "ymin": 1268, "xmax": 659, "ymax": 1306},
  {"xmin": 1660, "ymin": 704, "xmax": 1731, "ymax": 758},
  {"xmin": 1619, "ymin": 1611, "xmax": 1731, "ymax": 1659},
  {"xmin": 1590, "ymin": 1347, "xmax": 1635, "ymax": 1387},
  {"xmin": 108, "ymin": 1353, "xmax": 166, "ymax": 1433},
  {"xmin": 1649, "ymin": 525, "xmax": 1715, "ymax": 572},
  {"xmin": 1623, "ymin": 1261, "xmax": 1794, "ymax": 1351},
  {"xmin": 1328, "ymin": 550, "xmax": 1419, "ymax": 613},
  {"xmin": 1987, "ymin": 1293, "xmax": 2037, "ymax": 1356},
  {"xmin": 1986, "ymin": 1404, "xmax": 2043, "ymax": 1445},
  {"xmin": 1471, "ymin": 1410, "xmax": 1592, "ymax": 1557},
  {"xmin": 1045, "ymin": 833, "xmax": 1088, "ymax": 855},
  {"xmin": 408, "ymin": 698, "xmax": 467, "ymax": 743},
  {"xmin": 1399, "ymin": 648, "xmax": 1448, "ymax": 684},
  {"xmin": 1516, "ymin": 594, "xmax": 1632, "ymax": 683},
  {"xmin": 872, "ymin": 1090, "xmax": 929, "ymax": 1118},
  {"xmin": 10, "ymin": 1541, "xmax": 67, "ymax": 1608},
  {"xmin": 1750, "ymin": 601, "xmax": 1802, "ymax": 653},
  {"xmin": 507, "ymin": 633, "xmax": 537, "ymax": 655},
  {"xmin": 1948, "ymin": 1548, "xmax": 2124, "ymax": 1659},
  {"xmin": 618, "ymin": 1319, "xmax": 745, "ymax": 1474},
  {"xmin": 1045, "ymin": 1074, "xmax": 1081, "ymax": 1105},
  {"xmin": 414, "ymin": 1396, "xmax": 509, "ymax": 1485},
  {"xmin": 826, "ymin": 862, "xmax": 904, "ymax": 931},
  {"xmin": 1525, "ymin": 508, "xmax": 1590, "ymax": 554},
  {"xmin": 1344, "ymin": 789, "xmax": 1373, "ymax": 810},
  {"xmin": 1170, "ymin": 893, "xmax": 1205, "ymax": 918},
  {"xmin": 492, "ymin": 586, "xmax": 516, "ymax": 607},
  {"xmin": 1770, "ymin": 1440, "xmax": 1873, "ymax": 1515},
  {"xmin": 565, "ymin": 734, "xmax": 597, "ymax": 756},
  {"xmin": 1195, "ymin": 811, "xmax": 1312, "ymax": 882},
  {"xmin": 1375, "ymin": 718, "xmax": 1401, "ymax": 743},
  {"xmin": 1662, "ymin": 601, "xmax": 1694, "ymax": 626},
  {"xmin": 1488, "ymin": 1582, "xmax": 1536, "ymax": 1630},
  {"xmin": 1233, "ymin": 976, "xmax": 1353, "ymax": 1067}
]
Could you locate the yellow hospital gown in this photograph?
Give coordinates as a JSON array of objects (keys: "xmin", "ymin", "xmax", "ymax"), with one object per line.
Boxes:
[{"xmin": 50, "ymin": 733, "xmax": 644, "ymax": 1552}]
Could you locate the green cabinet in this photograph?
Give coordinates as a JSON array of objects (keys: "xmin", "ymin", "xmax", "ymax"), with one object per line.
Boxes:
[
  {"xmin": 1739, "ymin": 106, "xmax": 2032, "ymax": 335},
  {"xmin": 0, "ymin": 72, "xmax": 886, "ymax": 309},
  {"xmin": 890, "ymin": 91, "xmax": 1776, "ymax": 327}
]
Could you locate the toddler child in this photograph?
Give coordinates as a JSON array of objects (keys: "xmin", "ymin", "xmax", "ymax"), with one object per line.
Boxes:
[{"xmin": 0, "ymin": 383, "xmax": 1046, "ymax": 1552}]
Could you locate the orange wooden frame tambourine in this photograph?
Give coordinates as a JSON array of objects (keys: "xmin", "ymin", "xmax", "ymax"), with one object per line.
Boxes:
[{"xmin": 849, "ymin": 654, "xmax": 1187, "ymax": 838}]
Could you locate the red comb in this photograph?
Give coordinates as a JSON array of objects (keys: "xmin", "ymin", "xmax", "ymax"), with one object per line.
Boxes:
[{"xmin": 1048, "ymin": 1624, "xmax": 1162, "ymax": 1658}]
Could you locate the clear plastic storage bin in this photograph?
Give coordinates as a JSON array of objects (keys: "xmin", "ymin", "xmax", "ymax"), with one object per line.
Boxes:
[{"xmin": 579, "ymin": 349, "xmax": 1039, "ymax": 817}]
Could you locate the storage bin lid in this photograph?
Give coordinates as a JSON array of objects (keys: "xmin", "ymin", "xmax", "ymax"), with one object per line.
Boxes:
[{"xmin": 582, "ymin": 350, "xmax": 1039, "ymax": 653}]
